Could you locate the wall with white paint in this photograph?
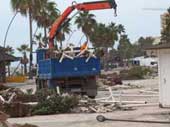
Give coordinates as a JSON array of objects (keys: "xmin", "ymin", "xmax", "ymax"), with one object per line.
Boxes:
[{"xmin": 158, "ymin": 49, "xmax": 170, "ymax": 108}]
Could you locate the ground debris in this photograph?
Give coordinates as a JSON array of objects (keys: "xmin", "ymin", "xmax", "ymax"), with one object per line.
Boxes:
[
  {"xmin": 0, "ymin": 86, "xmax": 37, "ymax": 118},
  {"xmin": 0, "ymin": 111, "xmax": 39, "ymax": 127},
  {"xmin": 99, "ymin": 73, "xmax": 122, "ymax": 86}
]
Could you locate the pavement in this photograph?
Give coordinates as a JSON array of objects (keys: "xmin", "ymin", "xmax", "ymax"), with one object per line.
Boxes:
[{"xmin": 8, "ymin": 106, "xmax": 170, "ymax": 127}]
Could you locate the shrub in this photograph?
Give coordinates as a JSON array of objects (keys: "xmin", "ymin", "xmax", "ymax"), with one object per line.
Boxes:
[
  {"xmin": 120, "ymin": 67, "xmax": 153, "ymax": 80},
  {"xmin": 32, "ymin": 93, "xmax": 79, "ymax": 115},
  {"xmin": 35, "ymin": 89, "xmax": 56, "ymax": 103}
]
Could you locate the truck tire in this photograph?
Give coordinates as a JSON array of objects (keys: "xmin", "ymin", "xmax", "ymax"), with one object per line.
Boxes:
[
  {"xmin": 86, "ymin": 79, "xmax": 97, "ymax": 98},
  {"xmin": 36, "ymin": 79, "xmax": 47, "ymax": 90},
  {"xmin": 36, "ymin": 78, "xmax": 41, "ymax": 90}
]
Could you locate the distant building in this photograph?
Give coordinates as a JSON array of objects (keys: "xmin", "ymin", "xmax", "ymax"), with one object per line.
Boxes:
[
  {"xmin": 0, "ymin": 46, "xmax": 18, "ymax": 83},
  {"xmin": 131, "ymin": 56, "xmax": 158, "ymax": 67}
]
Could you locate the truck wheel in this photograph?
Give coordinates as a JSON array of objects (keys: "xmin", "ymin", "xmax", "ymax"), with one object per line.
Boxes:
[
  {"xmin": 88, "ymin": 95, "xmax": 95, "ymax": 99},
  {"xmin": 86, "ymin": 79, "xmax": 97, "ymax": 98},
  {"xmin": 87, "ymin": 89, "xmax": 97, "ymax": 99},
  {"xmin": 36, "ymin": 79, "xmax": 41, "ymax": 90}
]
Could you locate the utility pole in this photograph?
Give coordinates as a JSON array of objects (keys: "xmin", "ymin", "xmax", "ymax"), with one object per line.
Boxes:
[{"xmin": 29, "ymin": 8, "xmax": 33, "ymax": 79}]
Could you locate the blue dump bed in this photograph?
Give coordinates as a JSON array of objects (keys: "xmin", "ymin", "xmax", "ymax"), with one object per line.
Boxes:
[{"xmin": 37, "ymin": 49, "xmax": 101, "ymax": 79}]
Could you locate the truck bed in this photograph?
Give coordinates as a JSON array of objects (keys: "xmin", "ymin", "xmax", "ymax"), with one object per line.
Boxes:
[{"xmin": 38, "ymin": 57, "xmax": 101, "ymax": 79}]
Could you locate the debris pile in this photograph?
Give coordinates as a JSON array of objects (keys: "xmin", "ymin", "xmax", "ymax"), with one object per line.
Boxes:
[
  {"xmin": 0, "ymin": 85, "xmax": 37, "ymax": 117},
  {"xmin": 0, "ymin": 83, "xmax": 155, "ymax": 116},
  {"xmin": 100, "ymin": 73, "xmax": 122, "ymax": 86},
  {"xmin": 72, "ymin": 98, "xmax": 117, "ymax": 113},
  {"xmin": 0, "ymin": 111, "xmax": 38, "ymax": 127}
]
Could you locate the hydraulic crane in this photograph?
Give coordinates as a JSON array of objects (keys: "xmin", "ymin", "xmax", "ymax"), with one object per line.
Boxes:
[{"xmin": 49, "ymin": 0, "xmax": 117, "ymax": 48}]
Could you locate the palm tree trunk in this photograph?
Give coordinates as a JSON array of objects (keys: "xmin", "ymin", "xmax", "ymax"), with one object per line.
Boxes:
[
  {"xmin": 8, "ymin": 64, "xmax": 10, "ymax": 76},
  {"xmin": 24, "ymin": 63, "xmax": 27, "ymax": 75},
  {"xmin": 44, "ymin": 27, "xmax": 47, "ymax": 47},
  {"xmin": 60, "ymin": 40, "xmax": 63, "ymax": 50},
  {"xmin": 29, "ymin": 9, "xmax": 33, "ymax": 79},
  {"xmin": 103, "ymin": 47, "xmax": 108, "ymax": 70}
]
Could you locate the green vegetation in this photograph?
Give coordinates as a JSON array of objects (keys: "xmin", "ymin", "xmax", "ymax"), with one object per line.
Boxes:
[
  {"xmin": 75, "ymin": 11, "xmax": 96, "ymax": 38},
  {"xmin": 17, "ymin": 44, "xmax": 30, "ymax": 75},
  {"xmin": 10, "ymin": 0, "xmax": 61, "ymax": 78},
  {"xmin": 4, "ymin": 46, "xmax": 15, "ymax": 76},
  {"xmin": 120, "ymin": 67, "xmax": 153, "ymax": 80},
  {"xmin": 161, "ymin": 11, "xmax": 170, "ymax": 44},
  {"xmin": 32, "ymin": 89, "xmax": 79, "ymax": 115}
]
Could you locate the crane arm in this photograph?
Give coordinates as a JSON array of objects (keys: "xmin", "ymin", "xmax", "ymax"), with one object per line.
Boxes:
[{"xmin": 49, "ymin": 0, "xmax": 117, "ymax": 48}]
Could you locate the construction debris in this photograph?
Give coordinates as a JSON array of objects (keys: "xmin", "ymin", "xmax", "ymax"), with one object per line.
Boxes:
[
  {"xmin": 100, "ymin": 73, "xmax": 122, "ymax": 86},
  {"xmin": 0, "ymin": 86, "xmax": 37, "ymax": 117},
  {"xmin": 0, "ymin": 111, "xmax": 38, "ymax": 127},
  {"xmin": 0, "ymin": 84, "xmax": 10, "ymax": 91},
  {"xmin": 0, "ymin": 83, "xmax": 158, "ymax": 116}
]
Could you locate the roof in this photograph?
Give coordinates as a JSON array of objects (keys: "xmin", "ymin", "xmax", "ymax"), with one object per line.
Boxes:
[
  {"xmin": 0, "ymin": 46, "xmax": 18, "ymax": 62},
  {"xmin": 146, "ymin": 43, "xmax": 170, "ymax": 50}
]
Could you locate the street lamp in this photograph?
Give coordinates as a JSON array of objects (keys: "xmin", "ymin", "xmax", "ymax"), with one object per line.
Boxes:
[{"xmin": 3, "ymin": 11, "xmax": 18, "ymax": 48}]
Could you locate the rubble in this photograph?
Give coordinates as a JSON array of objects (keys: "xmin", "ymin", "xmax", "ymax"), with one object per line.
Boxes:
[
  {"xmin": 99, "ymin": 73, "xmax": 122, "ymax": 86},
  {"xmin": 72, "ymin": 87, "xmax": 147, "ymax": 113},
  {"xmin": 0, "ymin": 86, "xmax": 37, "ymax": 117},
  {"xmin": 0, "ymin": 84, "xmax": 10, "ymax": 91},
  {"xmin": 0, "ymin": 111, "xmax": 38, "ymax": 127},
  {"xmin": 2, "ymin": 102, "xmax": 31, "ymax": 117},
  {"xmin": 0, "ymin": 83, "xmax": 154, "ymax": 116}
]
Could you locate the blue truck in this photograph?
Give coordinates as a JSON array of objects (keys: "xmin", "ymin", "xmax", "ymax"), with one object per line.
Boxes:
[
  {"xmin": 36, "ymin": 49, "xmax": 101, "ymax": 97},
  {"xmin": 35, "ymin": 0, "xmax": 117, "ymax": 97}
]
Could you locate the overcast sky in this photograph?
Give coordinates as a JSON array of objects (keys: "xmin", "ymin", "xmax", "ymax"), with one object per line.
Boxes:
[{"xmin": 0, "ymin": 0, "xmax": 170, "ymax": 54}]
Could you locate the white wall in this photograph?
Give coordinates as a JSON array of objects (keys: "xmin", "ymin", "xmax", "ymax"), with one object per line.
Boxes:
[{"xmin": 158, "ymin": 49, "xmax": 170, "ymax": 108}]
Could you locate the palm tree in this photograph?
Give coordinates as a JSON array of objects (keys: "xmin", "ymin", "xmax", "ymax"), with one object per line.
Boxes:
[
  {"xmin": 161, "ymin": 12, "xmax": 170, "ymax": 44},
  {"xmin": 116, "ymin": 24, "xmax": 125, "ymax": 35},
  {"xmin": 34, "ymin": 33, "xmax": 47, "ymax": 48},
  {"xmin": 34, "ymin": 0, "xmax": 60, "ymax": 45},
  {"xmin": 75, "ymin": 11, "xmax": 96, "ymax": 37},
  {"xmin": 17, "ymin": 44, "xmax": 30, "ymax": 75},
  {"xmin": 117, "ymin": 34, "xmax": 133, "ymax": 65},
  {"xmin": 89, "ymin": 22, "xmax": 126, "ymax": 69},
  {"xmin": 5, "ymin": 46, "xmax": 15, "ymax": 76},
  {"xmin": 55, "ymin": 21, "xmax": 71, "ymax": 49},
  {"xmin": 10, "ymin": 0, "xmax": 38, "ymax": 79}
]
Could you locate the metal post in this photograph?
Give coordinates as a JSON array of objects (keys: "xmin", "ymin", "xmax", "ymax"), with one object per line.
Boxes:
[{"xmin": 29, "ymin": 9, "xmax": 33, "ymax": 79}]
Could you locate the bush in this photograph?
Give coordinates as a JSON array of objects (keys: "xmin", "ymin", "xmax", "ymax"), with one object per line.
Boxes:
[
  {"xmin": 35, "ymin": 89, "xmax": 56, "ymax": 103},
  {"xmin": 120, "ymin": 67, "xmax": 152, "ymax": 80},
  {"xmin": 32, "ymin": 90, "xmax": 79, "ymax": 115}
]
